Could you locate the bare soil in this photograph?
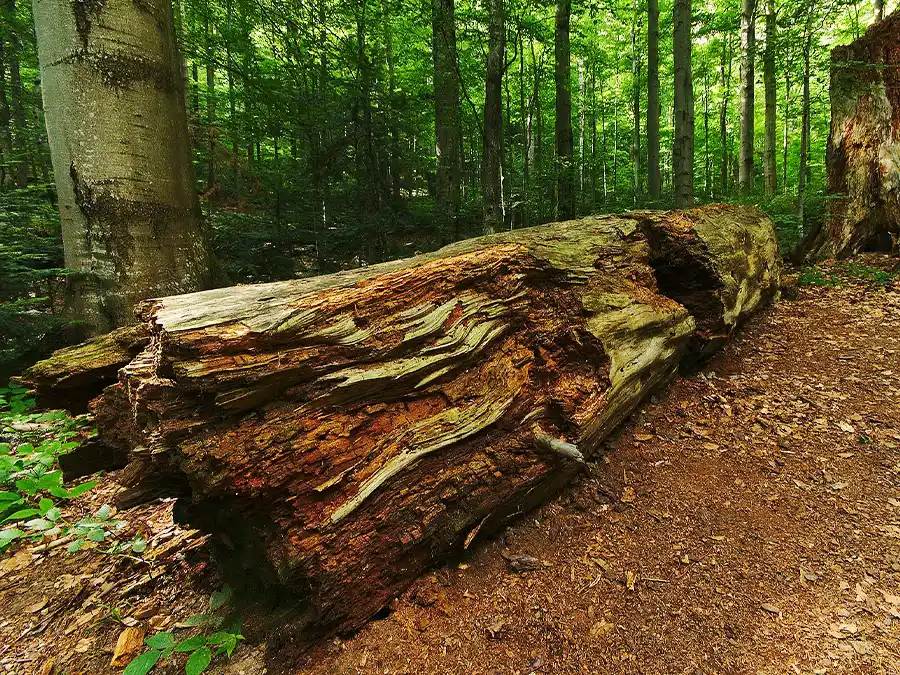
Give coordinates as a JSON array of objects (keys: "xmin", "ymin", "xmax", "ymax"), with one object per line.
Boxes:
[{"xmin": 1, "ymin": 255, "xmax": 898, "ymax": 675}]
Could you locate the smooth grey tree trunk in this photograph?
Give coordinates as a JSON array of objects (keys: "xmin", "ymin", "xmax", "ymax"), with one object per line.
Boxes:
[
  {"xmin": 432, "ymin": 0, "xmax": 461, "ymax": 237},
  {"xmin": 0, "ymin": 39, "xmax": 10, "ymax": 186},
  {"xmin": 554, "ymin": 0, "xmax": 574, "ymax": 220},
  {"xmin": 673, "ymin": 0, "xmax": 694, "ymax": 207},
  {"xmin": 33, "ymin": 0, "xmax": 213, "ymax": 333},
  {"xmin": 8, "ymin": 0, "xmax": 28, "ymax": 188},
  {"xmin": 482, "ymin": 0, "xmax": 504, "ymax": 234},
  {"xmin": 739, "ymin": 0, "xmax": 756, "ymax": 194},
  {"xmin": 647, "ymin": 0, "xmax": 661, "ymax": 201},
  {"xmin": 763, "ymin": 0, "xmax": 777, "ymax": 196},
  {"xmin": 631, "ymin": 1, "xmax": 642, "ymax": 203},
  {"xmin": 720, "ymin": 34, "xmax": 733, "ymax": 197}
]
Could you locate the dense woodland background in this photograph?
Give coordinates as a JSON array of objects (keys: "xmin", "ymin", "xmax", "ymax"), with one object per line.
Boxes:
[{"xmin": 0, "ymin": 0, "xmax": 895, "ymax": 373}]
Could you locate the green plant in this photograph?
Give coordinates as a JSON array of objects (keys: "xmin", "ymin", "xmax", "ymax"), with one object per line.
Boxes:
[
  {"xmin": 797, "ymin": 266, "xmax": 840, "ymax": 287},
  {"xmin": 124, "ymin": 588, "xmax": 244, "ymax": 675},
  {"xmin": 835, "ymin": 261, "xmax": 896, "ymax": 286},
  {"xmin": 0, "ymin": 383, "xmax": 97, "ymax": 551}
]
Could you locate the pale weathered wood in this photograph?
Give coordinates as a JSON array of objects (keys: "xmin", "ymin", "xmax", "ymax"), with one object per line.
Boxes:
[{"xmin": 26, "ymin": 205, "xmax": 780, "ymax": 637}]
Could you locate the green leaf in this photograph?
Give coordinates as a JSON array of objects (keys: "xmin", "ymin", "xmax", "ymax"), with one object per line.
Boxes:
[
  {"xmin": 45, "ymin": 507, "xmax": 61, "ymax": 522},
  {"xmin": 36, "ymin": 470, "xmax": 63, "ymax": 490},
  {"xmin": 185, "ymin": 646, "xmax": 212, "ymax": 675},
  {"xmin": 38, "ymin": 497, "xmax": 54, "ymax": 514},
  {"xmin": 131, "ymin": 537, "xmax": 148, "ymax": 553},
  {"xmin": 66, "ymin": 539, "xmax": 84, "ymax": 553},
  {"xmin": 15, "ymin": 479, "xmax": 39, "ymax": 495},
  {"xmin": 0, "ymin": 491, "xmax": 20, "ymax": 502},
  {"xmin": 24, "ymin": 518, "xmax": 51, "ymax": 531},
  {"xmin": 145, "ymin": 632, "xmax": 175, "ymax": 651},
  {"xmin": 64, "ymin": 481, "xmax": 96, "ymax": 499},
  {"xmin": 175, "ymin": 635, "xmax": 206, "ymax": 652},
  {"xmin": 2, "ymin": 508, "xmax": 40, "ymax": 522},
  {"xmin": 0, "ymin": 528, "xmax": 23, "ymax": 543},
  {"xmin": 87, "ymin": 528, "xmax": 105, "ymax": 542},
  {"xmin": 122, "ymin": 649, "xmax": 161, "ymax": 675},
  {"xmin": 209, "ymin": 586, "xmax": 232, "ymax": 611},
  {"xmin": 96, "ymin": 504, "xmax": 112, "ymax": 521}
]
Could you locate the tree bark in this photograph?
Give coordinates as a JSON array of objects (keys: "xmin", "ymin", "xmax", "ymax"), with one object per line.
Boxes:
[
  {"xmin": 432, "ymin": 0, "xmax": 461, "ymax": 236},
  {"xmin": 647, "ymin": 0, "xmax": 661, "ymax": 201},
  {"xmin": 719, "ymin": 34, "xmax": 733, "ymax": 197},
  {"xmin": 482, "ymin": 0, "xmax": 504, "ymax": 234},
  {"xmin": 738, "ymin": 0, "xmax": 756, "ymax": 194},
  {"xmin": 796, "ymin": 28, "xmax": 812, "ymax": 225},
  {"xmin": 32, "ymin": 0, "xmax": 214, "ymax": 334},
  {"xmin": 8, "ymin": 0, "xmax": 28, "ymax": 188},
  {"xmin": 673, "ymin": 0, "xmax": 694, "ymax": 208},
  {"xmin": 631, "ymin": 2, "xmax": 642, "ymax": 203},
  {"xmin": 554, "ymin": 0, "xmax": 574, "ymax": 220},
  {"xmin": 805, "ymin": 11, "xmax": 900, "ymax": 259},
  {"xmin": 763, "ymin": 0, "xmax": 777, "ymax": 196},
  {"xmin": 26, "ymin": 204, "xmax": 780, "ymax": 640},
  {"xmin": 0, "ymin": 39, "xmax": 10, "ymax": 186},
  {"xmin": 873, "ymin": 0, "xmax": 884, "ymax": 22}
]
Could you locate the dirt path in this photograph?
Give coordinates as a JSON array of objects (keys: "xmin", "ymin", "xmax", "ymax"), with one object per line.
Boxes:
[
  {"xmin": 1, "ymin": 258, "xmax": 898, "ymax": 675},
  {"xmin": 297, "ymin": 264, "xmax": 900, "ymax": 675}
]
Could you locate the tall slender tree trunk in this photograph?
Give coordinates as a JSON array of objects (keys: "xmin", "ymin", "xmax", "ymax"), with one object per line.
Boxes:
[
  {"xmin": 719, "ymin": 34, "xmax": 733, "ymax": 197},
  {"xmin": 226, "ymin": 0, "xmax": 239, "ymax": 194},
  {"xmin": 382, "ymin": 0, "xmax": 401, "ymax": 202},
  {"xmin": 673, "ymin": 0, "xmax": 694, "ymax": 208},
  {"xmin": 782, "ymin": 68, "xmax": 790, "ymax": 193},
  {"xmin": 590, "ymin": 63, "xmax": 597, "ymax": 209},
  {"xmin": 738, "ymin": 0, "xmax": 756, "ymax": 194},
  {"xmin": 873, "ymin": 0, "xmax": 884, "ymax": 22},
  {"xmin": 796, "ymin": 29, "xmax": 812, "ymax": 223},
  {"xmin": 613, "ymin": 64, "xmax": 620, "ymax": 198},
  {"xmin": 432, "ymin": 0, "xmax": 461, "ymax": 237},
  {"xmin": 647, "ymin": 0, "xmax": 661, "ymax": 201},
  {"xmin": 519, "ymin": 27, "xmax": 529, "ymax": 227},
  {"xmin": 8, "ymin": 0, "xmax": 28, "ymax": 188},
  {"xmin": 704, "ymin": 69, "xmax": 711, "ymax": 197},
  {"xmin": 631, "ymin": 2, "xmax": 642, "ymax": 203},
  {"xmin": 600, "ymin": 76, "xmax": 608, "ymax": 202},
  {"xmin": 482, "ymin": 0, "xmax": 505, "ymax": 233},
  {"xmin": 554, "ymin": 0, "xmax": 574, "ymax": 220},
  {"xmin": 33, "ymin": 0, "xmax": 213, "ymax": 333},
  {"xmin": 763, "ymin": 0, "xmax": 777, "ymax": 196},
  {"xmin": 578, "ymin": 59, "xmax": 585, "ymax": 208},
  {"xmin": 0, "ymin": 40, "xmax": 10, "ymax": 186}
]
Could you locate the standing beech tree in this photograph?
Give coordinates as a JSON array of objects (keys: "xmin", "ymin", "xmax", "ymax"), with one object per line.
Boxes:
[
  {"xmin": 763, "ymin": 0, "xmax": 777, "ymax": 196},
  {"xmin": 32, "ymin": 0, "xmax": 213, "ymax": 333},
  {"xmin": 739, "ymin": 0, "xmax": 756, "ymax": 194},
  {"xmin": 482, "ymin": 0, "xmax": 505, "ymax": 234},
  {"xmin": 647, "ymin": 0, "xmax": 661, "ymax": 201},
  {"xmin": 432, "ymin": 0, "xmax": 461, "ymax": 238},
  {"xmin": 555, "ymin": 0, "xmax": 574, "ymax": 220},
  {"xmin": 673, "ymin": 0, "xmax": 694, "ymax": 206}
]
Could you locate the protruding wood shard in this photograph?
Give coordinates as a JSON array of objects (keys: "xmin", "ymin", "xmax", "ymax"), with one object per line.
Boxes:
[{"xmin": 25, "ymin": 205, "xmax": 780, "ymax": 638}]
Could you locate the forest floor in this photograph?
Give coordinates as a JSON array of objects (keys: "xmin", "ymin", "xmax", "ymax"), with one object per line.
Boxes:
[{"xmin": 0, "ymin": 254, "xmax": 899, "ymax": 675}]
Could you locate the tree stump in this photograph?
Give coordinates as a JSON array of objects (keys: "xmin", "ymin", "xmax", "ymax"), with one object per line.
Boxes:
[
  {"xmin": 807, "ymin": 11, "xmax": 900, "ymax": 259},
  {"xmin": 24, "ymin": 205, "xmax": 780, "ymax": 636}
]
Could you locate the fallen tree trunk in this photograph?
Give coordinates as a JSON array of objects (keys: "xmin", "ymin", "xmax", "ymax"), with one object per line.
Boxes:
[
  {"xmin": 25, "ymin": 205, "xmax": 779, "ymax": 636},
  {"xmin": 804, "ymin": 10, "xmax": 900, "ymax": 260}
]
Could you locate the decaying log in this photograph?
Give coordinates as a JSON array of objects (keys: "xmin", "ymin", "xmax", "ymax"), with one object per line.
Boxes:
[
  {"xmin": 24, "ymin": 205, "xmax": 779, "ymax": 636},
  {"xmin": 806, "ymin": 11, "xmax": 900, "ymax": 260},
  {"xmin": 22, "ymin": 324, "xmax": 149, "ymax": 413}
]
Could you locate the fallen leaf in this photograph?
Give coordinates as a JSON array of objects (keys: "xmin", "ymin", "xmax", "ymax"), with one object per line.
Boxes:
[
  {"xmin": 760, "ymin": 603, "xmax": 781, "ymax": 615},
  {"xmin": 621, "ymin": 487, "xmax": 636, "ymax": 504},
  {"xmin": 110, "ymin": 626, "xmax": 145, "ymax": 667},
  {"xmin": 625, "ymin": 571, "xmax": 637, "ymax": 591},
  {"xmin": 837, "ymin": 421, "xmax": 855, "ymax": 433},
  {"xmin": 590, "ymin": 620, "xmax": 614, "ymax": 638},
  {"xmin": 37, "ymin": 658, "xmax": 54, "ymax": 675},
  {"xmin": 634, "ymin": 434, "xmax": 653, "ymax": 442}
]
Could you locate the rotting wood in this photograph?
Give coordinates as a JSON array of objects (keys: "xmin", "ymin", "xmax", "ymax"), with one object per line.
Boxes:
[
  {"xmin": 804, "ymin": 11, "xmax": 900, "ymax": 260},
  {"xmin": 24, "ymin": 205, "xmax": 780, "ymax": 638}
]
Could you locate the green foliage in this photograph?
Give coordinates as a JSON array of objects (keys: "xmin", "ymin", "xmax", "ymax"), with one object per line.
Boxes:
[
  {"xmin": 797, "ymin": 261, "xmax": 896, "ymax": 288},
  {"xmin": 125, "ymin": 588, "xmax": 244, "ymax": 674},
  {"xmin": 0, "ymin": 185, "xmax": 80, "ymax": 378},
  {"xmin": 0, "ymin": 383, "xmax": 97, "ymax": 552}
]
